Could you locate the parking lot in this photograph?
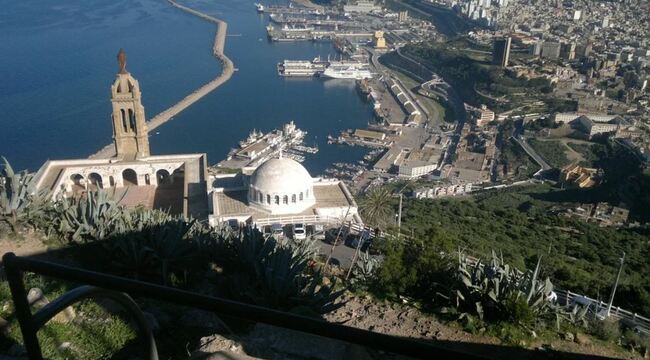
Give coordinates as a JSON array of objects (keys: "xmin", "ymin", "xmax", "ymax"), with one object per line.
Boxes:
[{"xmin": 260, "ymin": 223, "xmax": 370, "ymax": 270}]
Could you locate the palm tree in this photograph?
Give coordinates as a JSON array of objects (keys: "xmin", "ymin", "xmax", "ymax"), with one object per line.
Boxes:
[{"xmin": 359, "ymin": 187, "xmax": 395, "ymax": 229}]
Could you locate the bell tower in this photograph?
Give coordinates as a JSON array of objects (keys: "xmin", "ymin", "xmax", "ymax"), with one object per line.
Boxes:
[{"xmin": 110, "ymin": 49, "xmax": 150, "ymax": 160}]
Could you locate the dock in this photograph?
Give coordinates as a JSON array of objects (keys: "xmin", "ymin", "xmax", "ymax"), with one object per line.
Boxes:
[{"xmin": 217, "ymin": 122, "xmax": 316, "ymax": 170}]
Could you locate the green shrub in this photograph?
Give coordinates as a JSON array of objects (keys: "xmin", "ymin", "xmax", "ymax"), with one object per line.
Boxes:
[
  {"xmin": 489, "ymin": 322, "xmax": 531, "ymax": 346},
  {"xmin": 590, "ymin": 318, "xmax": 621, "ymax": 342},
  {"xmin": 506, "ymin": 295, "xmax": 536, "ymax": 327},
  {"xmin": 622, "ymin": 329, "xmax": 650, "ymax": 354}
]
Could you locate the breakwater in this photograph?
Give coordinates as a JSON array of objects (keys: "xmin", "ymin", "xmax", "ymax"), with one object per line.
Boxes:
[{"xmin": 89, "ymin": 0, "xmax": 234, "ymax": 159}]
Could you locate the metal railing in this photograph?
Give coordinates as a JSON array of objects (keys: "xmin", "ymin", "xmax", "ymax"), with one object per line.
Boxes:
[
  {"xmin": 2, "ymin": 252, "xmax": 482, "ymax": 360},
  {"xmin": 254, "ymin": 214, "xmax": 341, "ymax": 227},
  {"xmin": 555, "ymin": 289, "xmax": 650, "ymax": 334},
  {"xmin": 461, "ymin": 253, "xmax": 650, "ymax": 334}
]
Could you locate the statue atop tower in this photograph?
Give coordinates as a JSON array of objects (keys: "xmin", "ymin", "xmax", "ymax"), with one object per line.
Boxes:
[
  {"xmin": 117, "ymin": 48, "xmax": 127, "ymax": 74},
  {"xmin": 110, "ymin": 49, "xmax": 150, "ymax": 160}
]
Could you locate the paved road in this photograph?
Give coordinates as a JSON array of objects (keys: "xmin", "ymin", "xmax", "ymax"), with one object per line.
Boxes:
[
  {"xmin": 317, "ymin": 239, "xmax": 357, "ymax": 269},
  {"xmin": 511, "ymin": 136, "xmax": 552, "ymax": 171}
]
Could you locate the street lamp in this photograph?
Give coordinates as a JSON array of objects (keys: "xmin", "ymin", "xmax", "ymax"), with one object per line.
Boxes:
[{"xmin": 606, "ymin": 251, "xmax": 625, "ymax": 317}]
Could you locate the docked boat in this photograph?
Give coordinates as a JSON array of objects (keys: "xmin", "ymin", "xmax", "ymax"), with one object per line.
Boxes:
[
  {"xmin": 321, "ymin": 61, "xmax": 373, "ymax": 80},
  {"xmin": 254, "ymin": 3, "xmax": 264, "ymax": 12},
  {"xmin": 277, "ymin": 57, "xmax": 328, "ymax": 77}
]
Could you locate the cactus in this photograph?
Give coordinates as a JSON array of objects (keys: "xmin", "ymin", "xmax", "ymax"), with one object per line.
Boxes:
[
  {"xmin": 351, "ymin": 251, "xmax": 381, "ymax": 287},
  {"xmin": 214, "ymin": 227, "xmax": 344, "ymax": 313},
  {"xmin": 453, "ymin": 251, "xmax": 555, "ymax": 322},
  {"xmin": 106, "ymin": 218, "xmax": 201, "ymax": 285},
  {"xmin": 53, "ymin": 190, "xmax": 126, "ymax": 243},
  {"xmin": 0, "ymin": 157, "xmax": 53, "ymax": 233}
]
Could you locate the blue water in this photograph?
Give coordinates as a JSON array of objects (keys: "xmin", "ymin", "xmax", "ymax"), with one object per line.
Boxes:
[{"xmin": 0, "ymin": 0, "xmax": 372, "ymax": 175}]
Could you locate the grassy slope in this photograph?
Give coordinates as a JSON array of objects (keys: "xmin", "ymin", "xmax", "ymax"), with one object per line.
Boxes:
[{"xmin": 401, "ymin": 183, "xmax": 650, "ymax": 315}]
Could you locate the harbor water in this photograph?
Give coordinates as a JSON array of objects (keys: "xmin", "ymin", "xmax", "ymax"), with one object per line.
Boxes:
[{"xmin": 0, "ymin": 0, "xmax": 373, "ymax": 175}]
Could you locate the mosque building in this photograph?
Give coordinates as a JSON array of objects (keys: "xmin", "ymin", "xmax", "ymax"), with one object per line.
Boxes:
[
  {"xmin": 31, "ymin": 49, "xmax": 360, "ymax": 228},
  {"xmin": 209, "ymin": 156, "xmax": 360, "ymax": 227}
]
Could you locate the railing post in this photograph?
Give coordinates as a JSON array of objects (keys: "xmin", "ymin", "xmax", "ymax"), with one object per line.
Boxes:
[{"xmin": 3, "ymin": 253, "xmax": 43, "ymax": 360}]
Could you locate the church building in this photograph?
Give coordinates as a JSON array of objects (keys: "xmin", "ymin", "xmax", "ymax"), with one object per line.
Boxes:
[
  {"xmin": 32, "ymin": 50, "xmax": 209, "ymax": 219},
  {"xmin": 31, "ymin": 49, "xmax": 359, "ymax": 228}
]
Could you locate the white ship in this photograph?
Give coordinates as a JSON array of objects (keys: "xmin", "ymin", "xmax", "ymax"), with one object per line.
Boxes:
[
  {"xmin": 277, "ymin": 57, "xmax": 328, "ymax": 77},
  {"xmin": 255, "ymin": 3, "xmax": 264, "ymax": 12},
  {"xmin": 321, "ymin": 61, "xmax": 374, "ymax": 80}
]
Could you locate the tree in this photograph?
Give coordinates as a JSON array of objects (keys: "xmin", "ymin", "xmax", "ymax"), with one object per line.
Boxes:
[
  {"xmin": 359, "ymin": 187, "xmax": 395, "ymax": 229},
  {"xmin": 623, "ymin": 71, "xmax": 639, "ymax": 89}
]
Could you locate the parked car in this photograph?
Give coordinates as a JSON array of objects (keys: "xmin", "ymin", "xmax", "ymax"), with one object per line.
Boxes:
[
  {"xmin": 271, "ymin": 223, "xmax": 284, "ymax": 239},
  {"xmin": 325, "ymin": 228, "xmax": 347, "ymax": 245},
  {"xmin": 292, "ymin": 223, "xmax": 306, "ymax": 240},
  {"xmin": 346, "ymin": 234, "xmax": 371, "ymax": 250}
]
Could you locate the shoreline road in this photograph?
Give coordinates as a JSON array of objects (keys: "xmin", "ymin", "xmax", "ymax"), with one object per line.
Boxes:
[{"xmin": 89, "ymin": 0, "xmax": 235, "ymax": 159}]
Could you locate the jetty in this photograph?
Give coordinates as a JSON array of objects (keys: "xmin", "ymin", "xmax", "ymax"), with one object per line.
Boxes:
[{"xmin": 90, "ymin": 0, "xmax": 234, "ymax": 159}]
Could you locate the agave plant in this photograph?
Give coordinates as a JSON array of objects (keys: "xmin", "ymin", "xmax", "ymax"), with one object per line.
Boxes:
[
  {"xmin": 118, "ymin": 207, "xmax": 173, "ymax": 233},
  {"xmin": 215, "ymin": 227, "xmax": 344, "ymax": 314},
  {"xmin": 0, "ymin": 157, "xmax": 53, "ymax": 233},
  {"xmin": 106, "ymin": 218, "xmax": 202, "ymax": 285},
  {"xmin": 350, "ymin": 251, "xmax": 381, "ymax": 288},
  {"xmin": 555, "ymin": 303, "xmax": 590, "ymax": 330},
  {"xmin": 53, "ymin": 190, "xmax": 125, "ymax": 243},
  {"xmin": 453, "ymin": 250, "xmax": 555, "ymax": 323}
]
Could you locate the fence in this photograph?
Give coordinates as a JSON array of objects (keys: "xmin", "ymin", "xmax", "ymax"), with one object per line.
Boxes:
[
  {"xmin": 555, "ymin": 289, "xmax": 650, "ymax": 335},
  {"xmin": 462, "ymin": 253, "xmax": 650, "ymax": 334},
  {"xmin": 254, "ymin": 215, "xmax": 343, "ymax": 227},
  {"xmin": 2, "ymin": 253, "xmax": 477, "ymax": 360}
]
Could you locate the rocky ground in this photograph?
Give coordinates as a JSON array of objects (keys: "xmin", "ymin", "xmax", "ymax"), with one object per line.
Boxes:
[
  {"xmin": 191, "ymin": 292, "xmax": 641, "ymax": 359},
  {"xmin": 0, "ymin": 233, "xmax": 643, "ymax": 359}
]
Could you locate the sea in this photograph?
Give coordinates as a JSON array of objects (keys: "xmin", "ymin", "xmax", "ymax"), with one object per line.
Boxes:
[{"xmin": 0, "ymin": 0, "xmax": 373, "ymax": 175}]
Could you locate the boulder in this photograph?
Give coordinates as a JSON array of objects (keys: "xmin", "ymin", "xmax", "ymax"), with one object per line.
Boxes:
[
  {"xmin": 27, "ymin": 288, "xmax": 75, "ymax": 323},
  {"xmin": 195, "ymin": 334, "xmax": 245, "ymax": 355},
  {"xmin": 246, "ymin": 323, "xmax": 347, "ymax": 359},
  {"xmin": 562, "ymin": 332, "xmax": 575, "ymax": 342}
]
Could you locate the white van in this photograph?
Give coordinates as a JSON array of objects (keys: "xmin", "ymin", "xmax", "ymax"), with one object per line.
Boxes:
[{"xmin": 292, "ymin": 223, "xmax": 306, "ymax": 240}]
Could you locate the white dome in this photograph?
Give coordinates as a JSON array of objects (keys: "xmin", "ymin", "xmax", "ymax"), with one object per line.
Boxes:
[{"xmin": 248, "ymin": 158, "xmax": 315, "ymax": 214}]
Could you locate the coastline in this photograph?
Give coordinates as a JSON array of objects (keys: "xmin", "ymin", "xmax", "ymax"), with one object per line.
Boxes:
[{"xmin": 89, "ymin": 0, "xmax": 235, "ymax": 159}]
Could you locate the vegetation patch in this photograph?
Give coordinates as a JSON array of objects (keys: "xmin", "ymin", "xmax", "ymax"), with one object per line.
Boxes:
[
  {"xmin": 527, "ymin": 139, "xmax": 572, "ymax": 168},
  {"xmin": 401, "ymin": 41, "xmax": 577, "ymax": 113}
]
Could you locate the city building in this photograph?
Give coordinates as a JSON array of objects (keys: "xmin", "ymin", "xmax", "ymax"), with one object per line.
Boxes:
[
  {"xmin": 541, "ymin": 42, "xmax": 561, "ymax": 59},
  {"xmin": 554, "ymin": 112, "xmax": 617, "ymax": 124},
  {"xmin": 559, "ymin": 42, "xmax": 576, "ymax": 60},
  {"xmin": 476, "ymin": 106, "xmax": 496, "ymax": 126},
  {"xmin": 413, "ymin": 183, "xmax": 474, "ymax": 199},
  {"xmin": 373, "ymin": 31, "xmax": 386, "ymax": 49},
  {"xmin": 492, "ymin": 36, "xmax": 511, "ymax": 67},
  {"xmin": 343, "ymin": 0, "xmax": 381, "ymax": 13},
  {"xmin": 560, "ymin": 163, "xmax": 601, "ymax": 188},
  {"xmin": 572, "ymin": 10, "xmax": 581, "ymax": 21},
  {"xmin": 565, "ymin": 202, "xmax": 629, "ymax": 227}
]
